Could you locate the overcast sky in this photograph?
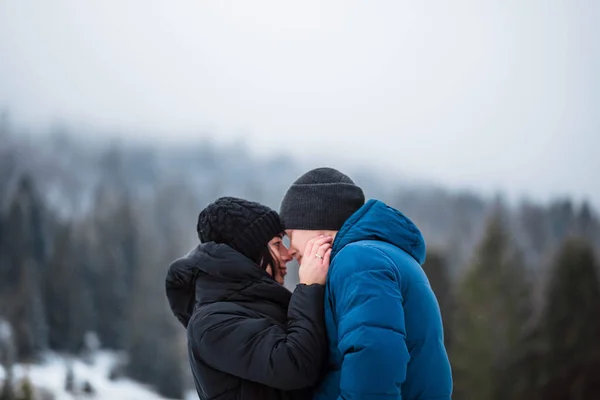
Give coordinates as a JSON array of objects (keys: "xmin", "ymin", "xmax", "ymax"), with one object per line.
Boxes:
[{"xmin": 1, "ymin": 0, "xmax": 599, "ymax": 207}]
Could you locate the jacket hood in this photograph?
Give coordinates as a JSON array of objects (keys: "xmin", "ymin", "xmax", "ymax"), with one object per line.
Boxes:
[
  {"xmin": 332, "ymin": 199, "xmax": 426, "ymax": 264},
  {"xmin": 165, "ymin": 242, "xmax": 291, "ymax": 328}
]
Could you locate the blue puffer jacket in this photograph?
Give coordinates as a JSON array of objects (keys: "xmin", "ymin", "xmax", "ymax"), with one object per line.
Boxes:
[{"xmin": 313, "ymin": 199, "xmax": 452, "ymax": 400}]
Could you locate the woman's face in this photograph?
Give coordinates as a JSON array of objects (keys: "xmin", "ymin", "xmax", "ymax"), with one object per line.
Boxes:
[{"xmin": 265, "ymin": 235, "xmax": 292, "ymax": 285}]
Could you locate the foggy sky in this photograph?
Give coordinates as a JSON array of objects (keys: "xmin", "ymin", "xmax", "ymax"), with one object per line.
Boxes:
[{"xmin": 1, "ymin": 0, "xmax": 599, "ymax": 207}]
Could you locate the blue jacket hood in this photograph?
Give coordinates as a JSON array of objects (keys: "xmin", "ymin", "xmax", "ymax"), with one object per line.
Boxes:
[{"xmin": 332, "ymin": 199, "xmax": 427, "ymax": 265}]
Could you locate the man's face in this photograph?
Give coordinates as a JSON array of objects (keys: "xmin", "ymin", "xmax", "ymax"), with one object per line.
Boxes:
[{"xmin": 285, "ymin": 229, "xmax": 323, "ymax": 264}]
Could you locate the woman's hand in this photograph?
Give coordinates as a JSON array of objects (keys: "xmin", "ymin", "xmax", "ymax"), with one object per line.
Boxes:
[{"xmin": 299, "ymin": 235, "xmax": 333, "ymax": 285}]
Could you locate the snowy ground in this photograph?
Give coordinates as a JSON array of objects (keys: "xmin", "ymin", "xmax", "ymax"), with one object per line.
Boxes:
[{"xmin": 0, "ymin": 351, "xmax": 196, "ymax": 400}]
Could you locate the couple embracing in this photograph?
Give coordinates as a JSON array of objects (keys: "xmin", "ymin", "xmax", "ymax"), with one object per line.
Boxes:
[{"xmin": 166, "ymin": 167, "xmax": 452, "ymax": 400}]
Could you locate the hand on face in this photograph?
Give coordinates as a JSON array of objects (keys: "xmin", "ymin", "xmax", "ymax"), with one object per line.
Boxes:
[
  {"xmin": 286, "ymin": 229, "xmax": 323, "ymax": 265},
  {"xmin": 298, "ymin": 235, "xmax": 333, "ymax": 285}
]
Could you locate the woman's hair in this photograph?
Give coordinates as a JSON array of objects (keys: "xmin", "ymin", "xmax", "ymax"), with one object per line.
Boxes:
[{"xmin": 255, "ymin": 232, "xmax": 285, "ymax": 272}]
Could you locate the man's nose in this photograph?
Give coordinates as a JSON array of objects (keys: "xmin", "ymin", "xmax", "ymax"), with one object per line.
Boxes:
[{"xmin": 283, "ymin": 248, "xmax": 294, "ymax": 262}]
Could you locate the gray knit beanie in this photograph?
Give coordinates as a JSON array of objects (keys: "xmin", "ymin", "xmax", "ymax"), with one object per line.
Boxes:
[{"xmin": 280, "ymin": 167, "xmax": 365, "ymax": 230}]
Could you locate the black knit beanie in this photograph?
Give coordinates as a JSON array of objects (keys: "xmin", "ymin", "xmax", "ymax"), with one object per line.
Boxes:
[
  {"xmin": 197, "ymin": 197, "xmax": 284, "ymax": 263},
  {"xmin": 280, "ymin": 167, "xmax": 365, "ymax": 231}
]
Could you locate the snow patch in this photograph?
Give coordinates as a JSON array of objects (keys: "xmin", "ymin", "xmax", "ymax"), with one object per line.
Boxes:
[{"xmin": 0, "ymin": 351, "xmax": 196, "ymax": 400}]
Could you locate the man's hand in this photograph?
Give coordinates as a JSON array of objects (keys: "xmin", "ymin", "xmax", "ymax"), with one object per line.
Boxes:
[{"xmin": 299, "ymin": 236, "xmax": 332, "ymax": 285}]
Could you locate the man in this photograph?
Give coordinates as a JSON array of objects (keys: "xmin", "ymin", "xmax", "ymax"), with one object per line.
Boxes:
[{"xmin": 280, "ymin": 167, "xmax": 452, "ymax": 400}]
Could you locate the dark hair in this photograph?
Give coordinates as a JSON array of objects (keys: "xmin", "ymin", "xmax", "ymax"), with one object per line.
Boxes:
[
  {"xmin": 255, "ymin": 232, "xmax": 285, "ymax": 272},
  {"xmin": 257, "ymin": 246, "xmax": 278, "ymax": 272}
]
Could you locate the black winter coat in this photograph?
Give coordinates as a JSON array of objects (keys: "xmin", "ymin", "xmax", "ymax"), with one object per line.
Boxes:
[{"xmin": 165, "ymin": 243, "xmax": 328, "ymax": 400}]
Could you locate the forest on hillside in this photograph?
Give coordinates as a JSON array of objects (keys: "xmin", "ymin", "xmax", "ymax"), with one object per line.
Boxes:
[{"xmin": 1, "ymin": 121, "xmax": 599, "ymax": 400}]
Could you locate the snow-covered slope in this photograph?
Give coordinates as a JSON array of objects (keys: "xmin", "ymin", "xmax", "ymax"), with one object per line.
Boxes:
[{"xmin": 0, "ymin": 351, "xmax": 196, "ymax": 400}]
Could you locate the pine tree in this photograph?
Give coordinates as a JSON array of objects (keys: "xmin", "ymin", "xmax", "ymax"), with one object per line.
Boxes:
[
  {"xmin": 450, "ymin": 212, "xmax": 531, "ymax": 400},
  {"xmin": 575, "ymin": 201, "xmax": 594, "ymax": 236},
  {"xmin": 548, "ymin": 199, "xmax": 575, "ymax": 241},
  {"xmin": 125, "ymin": 248, "xmax": 162, "ymax": 387},
  {"xmin": 85, "ymin": 146, "xmax": 140, "ymax": 349},
  {"xmin": 126, "ymin": 244, "xmax": 185, "ymax": 399},
  {"xmin": 0, "ymin": 175, "xmax": 48, "ymax": 361},
  {"xmin": 14, "ymin": 259, "xmax": 48, "ymax": 361},
  {"xmin": 125, "ymin": 190, "xmax": 186, "ymax": 399},
  {"xmin": 71, "ymin": 225, "xmax": 99, "ymax": 348},
  {"xmin": 526, "ymin": 238, "xmax": 600, "ymax": 399},
  {"xmin": 422, "ymin": 249, "xmax": 453, "ymax": 348},
  {"xmin": 91, "ymin": 185, "xmax": 139, "ymax": 349},
  {"xmin": 519, "ymin": 202, "xmax": 549, "ymax": 257},
  {"xmin": 44, "ymin": 223, "xmax": 87, "ymax": 352}
]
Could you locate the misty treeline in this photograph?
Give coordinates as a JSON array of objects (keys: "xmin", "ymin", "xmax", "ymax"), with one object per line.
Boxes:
[{"xmin": 1, "ymin": 122, "xmax": 600, "ymax": 400}]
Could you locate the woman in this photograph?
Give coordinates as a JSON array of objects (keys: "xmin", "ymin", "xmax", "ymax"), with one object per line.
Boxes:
[{"xmin": 165, "ymin": 196, "xmax": 332, "ymax": 400}]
